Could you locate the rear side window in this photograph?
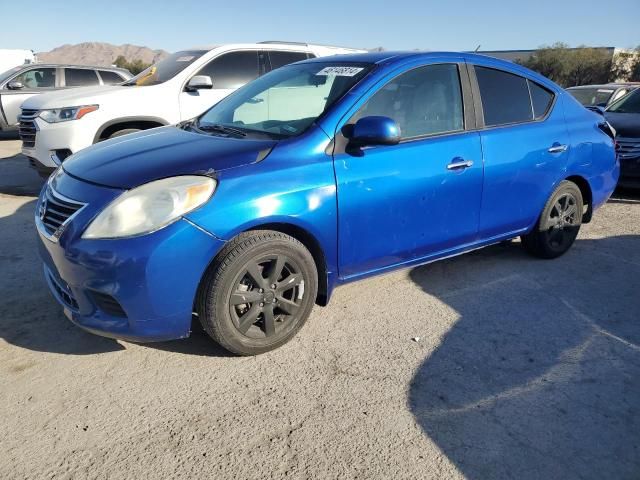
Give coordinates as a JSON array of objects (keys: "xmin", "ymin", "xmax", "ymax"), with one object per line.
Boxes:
[
  {"xmin": 356, "ymin": 63, "xmax": 464, "ymax": 139},
  {"xmin": 268, "ymin": 51, "xmax": 310, "ymax": 70},
  {"xmin": 99, "ymin": 70, "xmax": 125, "ymax": 85},
  {"xmin": 528, "ymin": 80, "xmax": 554, "ymax": 118},
  {"xmin": 65, "ymin": 68, "xmax": 100, "ymax": 87},
  {"xmin": 197, "ymin": 51, "xmax": 259, "ymax": 89},
  {"xmin": 475, "ymin": 66, "xmax": 533, "ymax": 126}
]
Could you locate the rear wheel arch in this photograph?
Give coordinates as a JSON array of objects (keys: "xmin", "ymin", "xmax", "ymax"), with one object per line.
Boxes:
[
  {"xmin": 95, "ymin": 117, "xmax": 169, "ymax": 143},
  {"xmin": 565, "ymin": 175, "xmax": 593, "ymax": 223}
]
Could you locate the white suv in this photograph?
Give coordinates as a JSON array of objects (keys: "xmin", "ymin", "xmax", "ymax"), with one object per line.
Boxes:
[{"xmin": 20, "ymin": 42, "xmax": 363, "ymax": 175}]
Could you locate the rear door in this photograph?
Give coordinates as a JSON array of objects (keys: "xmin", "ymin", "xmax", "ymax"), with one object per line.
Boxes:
[
  {"xmin": 179, "ymin": 50, "xmax": 260, "ymax": 120},
  {"xmin": 333, "ymin": 61, "xmax": 484, "ymax": 278},
  {"xmin": 1, "ymin": 66, "xmax": 58, "ymax": 126},
  {"xmin": 470, "ymin": 64, "xmax": 568, "ymax": 238}
]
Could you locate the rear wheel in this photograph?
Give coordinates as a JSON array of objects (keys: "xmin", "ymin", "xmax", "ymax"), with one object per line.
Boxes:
[
  {"xmin": 521, "ymin": 180, "xmax": 583, "ymax": 259},
  {"xmin": 198, "ymin": 231, "xmax": 318, "ymax": 356}
]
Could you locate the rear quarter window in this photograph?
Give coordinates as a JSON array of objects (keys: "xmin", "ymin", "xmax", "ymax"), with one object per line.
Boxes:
[
  {"xmin": 99, "ymin": 70, "xmax": 126, "ymax": 85},
  {"xmin": 528, "ymin": 80, "xmax": 554, "ymax": 118}
]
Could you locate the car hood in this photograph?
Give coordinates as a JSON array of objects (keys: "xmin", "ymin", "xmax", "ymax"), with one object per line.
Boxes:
[
  {"xmin": 62, "ymin": 126, "xmax": 277, "ymax": 189},
  {"xmin": 604, "ymin": 112, "xmax": 640, "ymax": 138},
  {"xmin": 22, "ymin": 85, "xmax": 145, "ymax": 109}
]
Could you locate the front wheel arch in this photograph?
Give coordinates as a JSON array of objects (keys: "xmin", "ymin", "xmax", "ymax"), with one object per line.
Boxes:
[{"xmin": 94, "ymin": 117, "xmax": 169, "ymax": 143}]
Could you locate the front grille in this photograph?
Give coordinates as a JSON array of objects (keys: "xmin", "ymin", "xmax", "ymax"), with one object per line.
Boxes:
[
  {"xmin": 39, "ymin": 187, "xmax": 86, "ymax": 238},
  {"xmin": 90, "ymin": 291, "xmax": 127, "ymax": 318},
  {"xmin": 616, "ymin": 137, "xmax": 640, "ymax": 160},
  {"xmin": 18, "ymin": 108, "xmax": 39, "ymax": 148},
  {"xmin": 48, "ymin": 272, "xmax": 79, "ymax": 310}
]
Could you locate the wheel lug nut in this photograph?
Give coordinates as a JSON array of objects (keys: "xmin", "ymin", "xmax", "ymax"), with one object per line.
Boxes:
[
  {"xmin": 259, "ymin": 302, "xmax": 264, "ymax": 307},
  {"xmin": 271, "ymin": 284, "xmax": 276, "ymax": 289},
  {"xmin": 272, "ymin": 299, "xmax": 277, "ymax": 303},
  {"xmin": 259, "ymin": 289, "xmax": 263, "ymax": 293}
]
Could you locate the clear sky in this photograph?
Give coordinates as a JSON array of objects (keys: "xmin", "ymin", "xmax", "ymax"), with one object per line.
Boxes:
[{"xmin": 1, "ymin": 0, "xmax": 638, "ymax": 53}]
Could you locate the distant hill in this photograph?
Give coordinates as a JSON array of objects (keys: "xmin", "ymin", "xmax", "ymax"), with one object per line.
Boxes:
[{"xmin": 37, "ymin": 42, "xmax": 169, "ymax": 67}]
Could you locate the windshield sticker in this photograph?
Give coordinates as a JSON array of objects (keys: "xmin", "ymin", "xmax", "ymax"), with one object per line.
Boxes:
[
  {"xmin": 176, "ymin": 56, "xmax": 195, "ymax": 62},
  {"xmin": 316, "ymin": 66, "xmax": 364, "ymax": 77}
]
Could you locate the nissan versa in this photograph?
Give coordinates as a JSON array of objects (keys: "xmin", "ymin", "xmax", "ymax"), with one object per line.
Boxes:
[{"xmin": 36, "ymin": 52, "xmax": 619, "ymax": 355}]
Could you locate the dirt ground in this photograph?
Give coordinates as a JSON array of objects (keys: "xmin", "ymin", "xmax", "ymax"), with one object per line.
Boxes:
[{"xmin": 1, "ymin": 138, "xmax": 638, "ymax": 480}]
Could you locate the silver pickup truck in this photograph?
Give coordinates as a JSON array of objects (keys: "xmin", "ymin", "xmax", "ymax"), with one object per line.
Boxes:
[{"xmin": 0, "ymin": 63, "xmax": 131, "ymax": 131}]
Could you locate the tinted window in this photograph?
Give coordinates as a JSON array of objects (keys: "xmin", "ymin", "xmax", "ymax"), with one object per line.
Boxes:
[
  {"xmin": 356, "ymin": 64, "xmax": 464, "ymax": 138},
  {"xmin": 608, "ymin": 89, "xmax": 640, "ymax": 114},
  {"xmin": 124, "ymin": 50, "xmax": 207, "ymax": 86},
  {"xmin": 197, "ymin": 51, "xmax": 259, "ymax": 89},
  {"xmin": 11, "ymin": 67, "xmax": 56, "ymax": 88},
  {"xmin": 99, "ymin": 70, "xmax": 125, "ymax": 85},
  {"xmin": 268, "ymin": 51, "xmax": 309, "ymax": 70},
  {"xmin": 476, "ymin": 66, "xmax": 533, "ymax": 126},
  {"xmin": 528, "ymin": 80, "xmax": 554, "ymax": 118},
  {"xmin": 568, "ymin": 87, "xmax": 614, "ymax": 107},
  {"xmin": 65, "ymin": 68, "xmax": 99, "ymax": 87}
]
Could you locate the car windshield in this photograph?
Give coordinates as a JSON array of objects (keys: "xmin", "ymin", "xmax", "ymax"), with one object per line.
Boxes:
[
  {"xmin": 123, "ymin": 50, "xmax": 207, "ymax": 86},
  {"xmin": 196, "ymin": 62, "xmax": 373, "ymax": 139},
  {"xmin": 0, "ymin": 66, "xmax": 23, "ymax": 85},
  {"xmin": 568, "ymin": 87, "xmax": 614, "ymax": 106},
  {"xmin": 607, "ymin": 89, "xmax": 640, "ymax": 113}
]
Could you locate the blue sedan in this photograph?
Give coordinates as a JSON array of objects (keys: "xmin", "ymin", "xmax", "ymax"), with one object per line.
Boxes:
[{"xmin": 36, "ymin": 52, "xmax": 619, "ymax": 355}]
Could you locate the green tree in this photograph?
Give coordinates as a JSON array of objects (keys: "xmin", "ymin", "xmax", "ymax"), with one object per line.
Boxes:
[
  {"xmin": 519, "ymin": 44, "xmax": 614, "ymax": 87},
  {"xmin": 113, "ymin": 55, "xmax": 151, "ymax": 75}
]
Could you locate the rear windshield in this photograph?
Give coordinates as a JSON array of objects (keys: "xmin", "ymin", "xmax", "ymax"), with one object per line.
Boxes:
[
  {"xmin": 123, "ymin": 50, "xmax": 207, "ymax": 86},
  {"xmin": 607, "ymin": 89, "xmax": 640, "ymax": 114},
  {"xmin": 567, "ymin": 87, "xmax": 614, "ymax": 107}
]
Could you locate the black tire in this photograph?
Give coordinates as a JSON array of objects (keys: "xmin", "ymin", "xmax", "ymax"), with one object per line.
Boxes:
[
  {"xmin": 197, "ymin": 230, "xmax": 318, "ymax": 356},
  {"xmin": 108, "ymin": 128, "xmax": 140, "ymax": 139},
  {"xmin": 521, "ymin": 180, "xmax": 583, "ymax": 259}
]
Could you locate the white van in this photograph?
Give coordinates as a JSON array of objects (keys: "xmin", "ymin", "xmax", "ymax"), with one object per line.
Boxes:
[{"xmin": 19, "ymin": 42, "xmax": 364, "ymax": 175}]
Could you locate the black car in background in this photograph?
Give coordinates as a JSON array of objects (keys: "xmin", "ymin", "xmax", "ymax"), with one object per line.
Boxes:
[
  {"xmin": 567, "ymin": 83, "xmax": 639, "ymax": 108},
  {"xmin": 605, "ymin": 88, "xmax": 640, "ymax": 188}
]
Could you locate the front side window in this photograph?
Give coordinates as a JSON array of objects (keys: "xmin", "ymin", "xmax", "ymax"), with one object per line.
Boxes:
[
  {"xmin": 65, "ymin": 68, "xmax": 99, "ymax": 87},
  {"xmin": 124, "ymin": 50, "xmax": 207, "ymax": 87},
  {"xmin": 197, "ymin": 51, "xmax": 260, "ymax": 89},
  {"xmin": 11, "ymin": 67, "xmax": 56, "ymax": 88},
  {"xmin": 476, "ymin": 66, "xmax": 533, "ymax": 126},
  {"xmin": 607, "ymin": 89, "xmax": 640, "ymax": 114},
  {"xmin": 355, "ymin": 64, "xmax": 464, "ymax": 139},
  {"xmin": 197, "ymin": 62, "xmax": 372, "ymax": 138},
  {"xmin": 268, "ymin": 51, "xmax": 310, "ymax": 70}
]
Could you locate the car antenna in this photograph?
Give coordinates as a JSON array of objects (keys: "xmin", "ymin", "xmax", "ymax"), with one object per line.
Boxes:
[{"xmin": 474, "ymin": 44, "xmax": 481, "ymax": 53}]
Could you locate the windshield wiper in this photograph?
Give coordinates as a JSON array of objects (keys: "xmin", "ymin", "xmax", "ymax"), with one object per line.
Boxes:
[{"xmin": 197, "ymin": 123, "xmax": 247, "ymax": 138}]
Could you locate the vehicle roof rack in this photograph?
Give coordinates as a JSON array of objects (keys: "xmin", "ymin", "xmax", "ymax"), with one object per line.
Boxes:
[{"xmin": 259, "ymin": 41, "xmax": 309, "ymax": 46}]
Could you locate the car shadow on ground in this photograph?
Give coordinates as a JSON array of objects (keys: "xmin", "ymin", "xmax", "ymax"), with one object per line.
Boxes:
[{"xmin": 408, "ymin": 235, "xmax": 640, "ymax": 480}]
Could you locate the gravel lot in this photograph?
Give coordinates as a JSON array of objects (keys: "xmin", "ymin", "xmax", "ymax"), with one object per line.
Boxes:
[{"xmin": 1, "ymin": 137, "xmax": 638, "ymax": 480}]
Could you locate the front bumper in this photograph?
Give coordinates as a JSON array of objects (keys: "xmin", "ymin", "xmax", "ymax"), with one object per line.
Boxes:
[
  {"xmin": 22, "ymin": 116, "xmax": 97, "ymax": 168},
  {"xmin": 618, "ymin": 156, "xmax": 640, "ymax": 188},
  {"xmin": 36, "ymin": 171, "xmax": 226, "ymax": 342}
]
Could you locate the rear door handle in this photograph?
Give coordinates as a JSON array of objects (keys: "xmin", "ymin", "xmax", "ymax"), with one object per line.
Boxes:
[
  {"xmin": 447, "ymin": 159, "xmax": 474, "ymax": 170},
  {"xmin": 548, "ymin": 144, "xmax": 568, "ymax": 153}
]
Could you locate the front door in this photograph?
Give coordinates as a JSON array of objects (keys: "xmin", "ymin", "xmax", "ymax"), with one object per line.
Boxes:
[{"xmin": 333, "ymin": 63, "xmax": 484, "ymax": 278}]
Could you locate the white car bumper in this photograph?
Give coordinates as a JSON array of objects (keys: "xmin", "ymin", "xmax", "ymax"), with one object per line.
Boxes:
[{"xmin": 21, "ymin": 116, "xmax": 97, "ymax": 169}]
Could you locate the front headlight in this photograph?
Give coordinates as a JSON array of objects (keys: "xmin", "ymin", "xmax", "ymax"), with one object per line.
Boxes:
[
  {"xmin": 82, "ymin": 176, "xmax": 216, "ymax": 239},
  {"xmin": 39, "ymin": 105, "xmax": 99, "ymax": 123}
]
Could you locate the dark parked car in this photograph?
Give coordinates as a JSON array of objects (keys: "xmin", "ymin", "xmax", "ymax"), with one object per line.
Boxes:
[
  {"xmin": 605, "ymin": 88, "xmax": 640, "ymax": 187},
  {"xmin": 0, "ymin": 64, "xmax": 131, "ymax": 131},
  {"xmin": 567, "ymin": 83, "xmax": 639, "ymax": 108}
]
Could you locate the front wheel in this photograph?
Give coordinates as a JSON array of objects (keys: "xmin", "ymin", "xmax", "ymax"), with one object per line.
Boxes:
[
  {"xmin": 198, "ymin": 231, "xmax": 318, "ymax": 356},
  {"xmin": 521, "ymin": 180, "xmax": 583, "ymax": 259}
]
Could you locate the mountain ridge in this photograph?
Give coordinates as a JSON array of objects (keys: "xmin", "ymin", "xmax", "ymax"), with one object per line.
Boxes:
[{"xmin": 37, "ymin": 42, "xmax": 169, "ymax": 67}]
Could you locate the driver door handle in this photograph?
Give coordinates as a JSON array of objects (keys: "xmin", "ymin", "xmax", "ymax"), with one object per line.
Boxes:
[{"xmin": 447, "ymin": 159, "xmax": 474, "ymax": 170}]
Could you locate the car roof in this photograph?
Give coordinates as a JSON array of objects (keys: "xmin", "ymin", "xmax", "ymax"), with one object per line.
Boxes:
[
  {"xmin": 567, "ymin": 83, "xmax": 640, "ymax": 90},
  {"xmin": 17, "ymin": 63, "xmax": 130, "ymax": 72}
]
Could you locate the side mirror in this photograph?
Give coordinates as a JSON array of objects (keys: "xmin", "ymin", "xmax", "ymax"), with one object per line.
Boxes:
[
  {"xmin": 350, "ymin": 116, "xmax": 401, "ymax": 147},
  {"xmin": 186, "ymin": 75, "xmax": 213, "ymax": 91},
  {"xmin": 7, "ymin": 81, "xmax": 24, "ymax": 90}
]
